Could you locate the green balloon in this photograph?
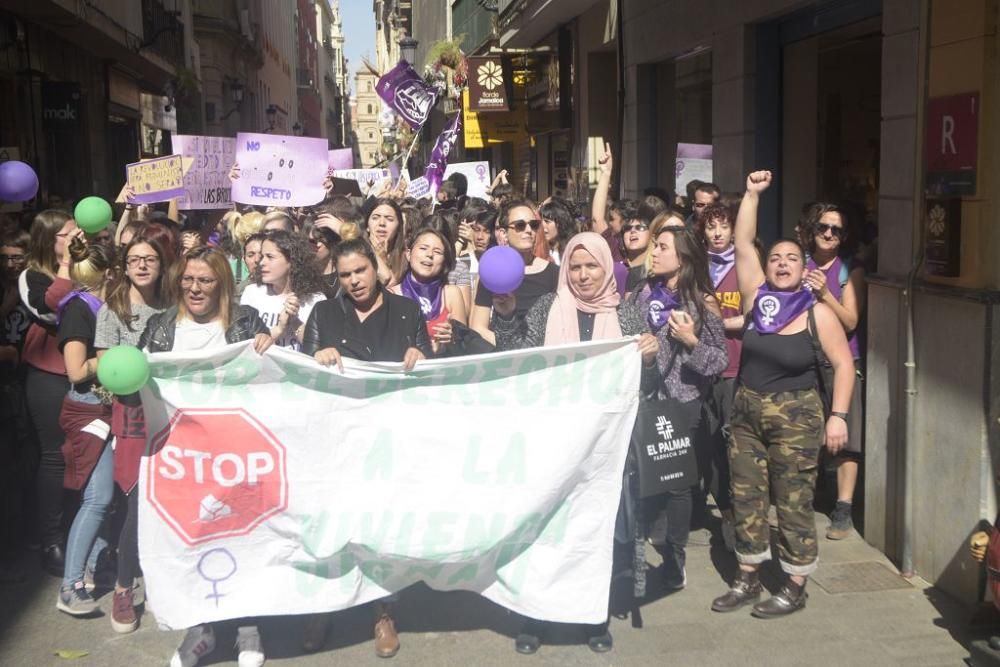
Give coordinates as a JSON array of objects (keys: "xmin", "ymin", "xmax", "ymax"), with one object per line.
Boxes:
[
  {"xmin": 97, "ymin": 346, "xmax": 151, "ymax": 395},
  {"xmin": 74, "ymin": 196, "xmax": 113, "ymax": 234}
]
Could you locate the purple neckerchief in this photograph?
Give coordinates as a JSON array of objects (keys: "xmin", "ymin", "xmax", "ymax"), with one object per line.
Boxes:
[
  {"xmin": 56, "ymin": 291, "xmax": 104, "ymax": 325},
  {"xmin": 807, "ymin": 255, "xmax": 860, "ymax": 357},
  {"xmin": 751, "ymin": 286, "xmax": 814, "ymax": 334},
  {"xmin": 642, "ymin": 282, "xmax": 682, "ymax": 333},
  {"xmin": 613, "ymin": 262, "xmax": 628, "ymax": 296},
  {"xmin": 708, "ymin": 246, "xmax": 736, "ymax": 288},
  {"xmin": 400, "ymin": 271, "xmax": 443, "ymax": 319}
]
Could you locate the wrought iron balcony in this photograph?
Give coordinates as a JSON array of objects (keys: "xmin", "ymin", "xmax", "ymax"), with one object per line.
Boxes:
[{"xmin": 142, "ymin": 0, "xmax": 185, "ymax": 65}]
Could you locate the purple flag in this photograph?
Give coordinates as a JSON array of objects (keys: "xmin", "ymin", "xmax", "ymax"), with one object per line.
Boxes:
[
  {"xmin": 425, "ymin": 112, "xmax": 463, "ymax": 200},
  {"xmin": 376, "ymin": 60, "xmax": 439, "ymax": 130}
]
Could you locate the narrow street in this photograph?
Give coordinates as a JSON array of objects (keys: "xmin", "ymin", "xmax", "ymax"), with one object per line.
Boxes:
[{"xmin": 0, "ymin": 514, "xmax": 976, "ymax": 666}]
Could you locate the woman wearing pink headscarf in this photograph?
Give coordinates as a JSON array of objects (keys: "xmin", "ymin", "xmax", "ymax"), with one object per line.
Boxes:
[{"xmin": 493, "ymin": 231, "xmax": 659, "ymax": 655}]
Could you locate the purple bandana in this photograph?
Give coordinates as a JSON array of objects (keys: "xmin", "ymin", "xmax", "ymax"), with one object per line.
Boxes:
[
  {"xmin": 751, "ymin": 286, "xmax": 814, "ymax": 334},
  {"xmin": 56, "ymin": 291, "xmax": 104, "ymax": 325},
  {"xmin": 400, "ymin": 271, "xmax": 444, "ymax": 319},
  {"xmin": 643, "ymin": 283, "xmax": 682, "ymax": 333},
  {"xmin": 708, "ymin": 246, "xmax": 735, "ymax": 287}
]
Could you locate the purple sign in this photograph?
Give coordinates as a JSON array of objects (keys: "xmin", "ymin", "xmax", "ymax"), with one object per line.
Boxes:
[
  {"xmin": 232, "ymin": 132, "xmax": 328, "ymax": 207},
  {"xmin": 376, "ymin": 60, "xmax": 439, "ymax": 130},
  {"xmin": 328, "ymin": 148, "xmax": 353, "ymax": 171},
  {"xmin": 425, "ymin": 112, "xmax": 463, "ymax": 200}
]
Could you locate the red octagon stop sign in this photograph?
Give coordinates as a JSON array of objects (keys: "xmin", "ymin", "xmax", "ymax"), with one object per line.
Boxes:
[{"xmin": 147, "ymin": 408, "xmax": 288, "ymax": 545}]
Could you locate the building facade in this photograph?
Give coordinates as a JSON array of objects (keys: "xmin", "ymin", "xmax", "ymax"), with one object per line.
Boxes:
[
  {"xmin": 317, "ymin": 0, "xmax": 350, "ymax": 148},
  {"xmin": 353, "ymin": 66, "xmax": 381, "ymax": 167},
  {"xmin": 0, "ymin": 0, "xmax": 191, "ymax": 206},
  {"xmin": 295, "ymin": 0, "xmax": 321, "ymax": 137},
  {"xmin": 252, "ymin": 0, "xmax": 296, "ymax": 134},
  {"xmin": 496, "ymin": 0, "xmax": 1000, "ymax": 608}
]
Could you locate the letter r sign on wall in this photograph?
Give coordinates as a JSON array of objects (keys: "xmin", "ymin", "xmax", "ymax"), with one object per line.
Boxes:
[{"xmin": 926, "ymin": 92, "xmax": 979, "ymax": 196}]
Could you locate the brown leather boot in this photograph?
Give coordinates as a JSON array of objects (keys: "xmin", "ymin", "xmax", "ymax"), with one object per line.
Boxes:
[
  {"xmin": 373, "ymin": 603, "xmax": 400, "ymax": 658},
  {"xmin": 751, "ymin": 578, "xmax": 808, "ymax": 618},
  {"xmin": 711, "ymin": 569, "xmax": 762, "ymax": 612}
]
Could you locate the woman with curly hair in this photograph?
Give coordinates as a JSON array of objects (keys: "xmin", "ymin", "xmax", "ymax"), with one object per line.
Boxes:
[{"xmin": 239, "ymin": 229, "xmax": 327, "ymax": 351}]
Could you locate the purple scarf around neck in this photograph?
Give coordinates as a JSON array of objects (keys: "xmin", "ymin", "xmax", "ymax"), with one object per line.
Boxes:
[
  {"xmin": 642, "ymin": 282, "xmax": 682, "ymax": 333},
  {"xmin": 400, "ymin": 271, "xmax": 444, "ymax": 319},
  {"xmin": 56, "ymin": 290, "xmax": 104, "ymax": 326},
  {"xmin": 751, "ymin": 286, "xmax": 814, "ymax": 334},
  {"xmin": 708, "ymin": 246, "xmax": 736, "ymax": 288}
]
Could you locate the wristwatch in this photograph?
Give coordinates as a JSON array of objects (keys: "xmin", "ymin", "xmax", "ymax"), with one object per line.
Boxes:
[{"xmin": 831, "ymin": 411, "xmax": 849, "ymax": 422}]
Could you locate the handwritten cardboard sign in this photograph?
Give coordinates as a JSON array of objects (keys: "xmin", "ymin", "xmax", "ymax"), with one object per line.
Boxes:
[
  {"xmin": 443, "ymin": 161, "xmax": 491, "ymax": 199},
  {"xmin": 232, "ymin": 133, "xmax": 328, "ymax": 207},
  {"xmin": 407, "ymin": 176, "xmax": 431, "ymax": 198},
  {"xmin": 332, "ymin": 168, "xmax": 390, "ymax": 190},
  {"xmin": 126, "ymin": 155, "xmax": 186, "ymax": 204},
  {"xmin": 173, "ymin": 135, "xmax": 237, "ymax": 210},
  {"xmin": 328, "ymin": 148, "xmax": 354, "ymax": 171}
]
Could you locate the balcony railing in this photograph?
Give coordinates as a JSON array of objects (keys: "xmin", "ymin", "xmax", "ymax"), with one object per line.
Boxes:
[
  {"xmin": 297, "ymin": 68, "xmax": 314, "ymax": 88},
  {"xmin": 142, "ymin": 0, "xmax": 185, "ymax": 65}
]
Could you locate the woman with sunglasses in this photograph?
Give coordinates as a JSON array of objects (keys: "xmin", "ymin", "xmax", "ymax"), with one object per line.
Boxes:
[
  {"xmin": 93, "ymin": 229, "xmax": 173, "ymax": 632},
  {"xmin": 470, "ymin": 199, "xmax": 559, "ymax": 346},
  {"xmin": 493, "ymin": 231, "xmax": 659, "ymax": 654},
  {"xmin": 710, "ymin": 171, "xmax": 853, "ymax": 618},
  {"xmin": 799, "ymin": 203, "xmax": 866, "ymax": 541},
  {"xmin": 139, "ymin": 246, "xmax": 271, "ymax": 667}
]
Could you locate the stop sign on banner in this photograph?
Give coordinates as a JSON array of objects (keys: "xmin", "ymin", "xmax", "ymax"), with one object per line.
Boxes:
[{"xmin": 147, "ymin": 408, "xmax": 288, "ymax": 545}]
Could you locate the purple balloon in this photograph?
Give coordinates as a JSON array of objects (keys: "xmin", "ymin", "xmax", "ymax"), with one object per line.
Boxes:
[
  {"xmin": 0, "ymin": 161, "xmax": 39, "ymax": 202},
  {"xmin": 479, "ymin": 246, "xmax": 525, "ymax": 295}
]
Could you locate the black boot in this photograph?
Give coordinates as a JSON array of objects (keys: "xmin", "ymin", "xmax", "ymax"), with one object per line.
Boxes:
[
  {"xmin": 711, "ymin": 569, "xmax": 762, "ymax": 612},
  {"xmin": 584, "ymin": 621, "xmax": 613, "ymax": 653},
  {"xmin": 751, "ymin": 578, "xmax": 808, "ymax": 618},
  {"xmin": 515, "ymin": 618, "xmax": 545, "ymax": 655},
  {"xmin": 41, "ymin": 544, "xmax": 65, "ymax": 577}
]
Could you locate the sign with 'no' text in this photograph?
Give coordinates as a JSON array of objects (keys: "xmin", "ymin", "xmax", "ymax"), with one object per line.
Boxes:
[
  {"xmin": 138, "ymin": 339, "xmax": 641, "ymax": 630},
  {"xmin": 232, "ymin": 133, "xmax": 328, "ymax": 207}
]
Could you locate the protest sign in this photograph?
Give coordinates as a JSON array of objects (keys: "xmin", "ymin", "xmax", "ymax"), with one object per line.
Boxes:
[
  {"xmin": 333, "ymin": 168, "xmax": 390, "ymax": 191},
  {"xmin": 138, "ymin": 339, "xmax": 641, "ymax": 629},
  {"xmin": 407, "ymin": 176, "xmax": 431, "ymax": 198},
  {"xmin": 232, "ymin": 133, "xmax": 328, "ymax": 207},
  {"xmin": 173, "ymin": 135, "xmax": 237, "ymax": 210},
  {"xmin": 444, "ymin": 161, "xmax": 491, "ymax": 199},
  {"xmin": 328, "ymin": 148, "xmax": 353, "ymax": 171},
  {"xmin": 126, "ymin": 155, "xmax": 186, "ymax": 204},
  {"xmin": 675, "ymin": 143, "xmax": 713, "ymax": 196}
]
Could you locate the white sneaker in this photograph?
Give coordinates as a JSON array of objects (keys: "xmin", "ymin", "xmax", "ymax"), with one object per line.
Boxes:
[
  {"xmin": 722, "ymin": 518, "xmax": 736, "ymax": 553},
  {"xmin": 170, "ymin": 624, "xmax": 216, "ymax": 667},
  {"xmin": 236, "ymin": 625, "xmax": 265, "ymax": 667}
]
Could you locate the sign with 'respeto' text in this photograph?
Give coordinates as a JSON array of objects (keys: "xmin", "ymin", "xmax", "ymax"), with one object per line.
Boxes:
[{"xmin": 232, "ymin": 133, "xmax": 328, "ymax": 207}]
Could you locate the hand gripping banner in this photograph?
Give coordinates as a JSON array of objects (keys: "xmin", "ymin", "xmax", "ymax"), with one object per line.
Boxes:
[{"xmin": 138, "ymin": 339, "xmax": 641, "ymax": 629}]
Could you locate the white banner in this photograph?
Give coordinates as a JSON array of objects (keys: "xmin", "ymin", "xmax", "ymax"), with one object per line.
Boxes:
[{"xmin": 138, "ymin": 339, "xmax": 641, "ymax": 629}]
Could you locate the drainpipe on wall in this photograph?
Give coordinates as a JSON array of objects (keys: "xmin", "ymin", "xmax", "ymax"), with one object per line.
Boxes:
[
  {"xmin": 615, "ymin": 0, "xmax": 625, "ymax": 199},
  {"xmin": 901, "ymin": 0, "xmax": 932, "ymax": 579}
]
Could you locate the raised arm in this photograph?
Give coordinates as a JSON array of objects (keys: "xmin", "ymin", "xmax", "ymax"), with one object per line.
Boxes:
[
  {"xmin": 735, "ymin": 170, "xmax": 771, "ymax": 312},
  {"xmin": 591, "ymin": 142, "xmax": 613, "ymax": 235}
]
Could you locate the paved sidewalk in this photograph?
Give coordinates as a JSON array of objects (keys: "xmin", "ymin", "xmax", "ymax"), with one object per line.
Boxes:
[{"xmin": 0, "ymin": 513, "xmax": 979, "ymax": 666}]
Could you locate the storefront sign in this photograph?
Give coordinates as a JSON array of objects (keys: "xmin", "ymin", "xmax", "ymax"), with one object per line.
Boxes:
[
  {"xmin": 468, "ymin": 57, "xmax": 510, "ymax": 112},
  {"xmin": 925, "ymin": 92, "xmax": 978, "ymax": 196},
  {"xmin": 463, "ymin": 90, "xmax": 525, "ymax": 148},
  {"xmin": 925, "ymin": 198, "xmax": 961, "ymax": 277},
  {"xmin": 41, "ymin": 82, "xmax": 82, "ymax": 127}
]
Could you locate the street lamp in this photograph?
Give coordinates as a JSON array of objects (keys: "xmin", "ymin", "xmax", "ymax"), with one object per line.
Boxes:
[
  {"xmin": 264, "ymin": 105, "xmax": 277, "ymax": 133},
  {"xmin": 399, "ymin": 35, "xmax": 418, "ymax": 65},
  {"xmin": 220, "ymin": 80, "xmax": 245, "ymax": 121},
  {"xmin": 293, "ymin": 122, "xmax": 303, "ymax": 136}
]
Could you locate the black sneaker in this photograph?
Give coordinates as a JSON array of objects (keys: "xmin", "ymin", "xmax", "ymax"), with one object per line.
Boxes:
[
  {"xmin": 56, "ymin": 585, "xmax": 99, "ymax": 616},
  {"xmin": 826, "ymin": 501, "xmax": 854, "ymax": 540}
]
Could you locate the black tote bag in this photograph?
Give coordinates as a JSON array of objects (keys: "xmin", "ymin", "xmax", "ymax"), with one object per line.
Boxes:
[{"xmin": 630, "ymin": 396, "xmax": 698, "ymax": 498}]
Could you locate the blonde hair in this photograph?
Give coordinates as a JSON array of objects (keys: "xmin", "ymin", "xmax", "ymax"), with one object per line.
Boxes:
[
  {"xmin": 225, "ymin": 211, "xmax": 265, "ymax": 248},
  {"xmin": 175, "ymin": 246, "xmax": 236, "ymax": 330},
  {"xmin": 68, "ymin": 238, "xmax": 117, "ymax": 292}
]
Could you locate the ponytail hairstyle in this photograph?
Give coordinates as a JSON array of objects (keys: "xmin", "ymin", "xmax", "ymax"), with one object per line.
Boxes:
[
  {"xmin": 104, "ymin": 232, "xmax": 172, "ymax": 331},
  {"xmin": 27, "ymin": 209, "xmax": 72, "ymax": 277},
  {"xmin": 68, "ymin": 238, "xmax": 117, "ymax": 293}
]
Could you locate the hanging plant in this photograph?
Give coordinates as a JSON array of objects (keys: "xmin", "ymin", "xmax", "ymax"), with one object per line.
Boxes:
[{"xmin": 424, "ymin": 36, "xmax": 469, "ymax": 99}]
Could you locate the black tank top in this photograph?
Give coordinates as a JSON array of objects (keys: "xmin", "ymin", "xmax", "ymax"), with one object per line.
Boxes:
[{"xmin": 738, "ymin": 322, "xmax": 817, "ymax": 393}]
